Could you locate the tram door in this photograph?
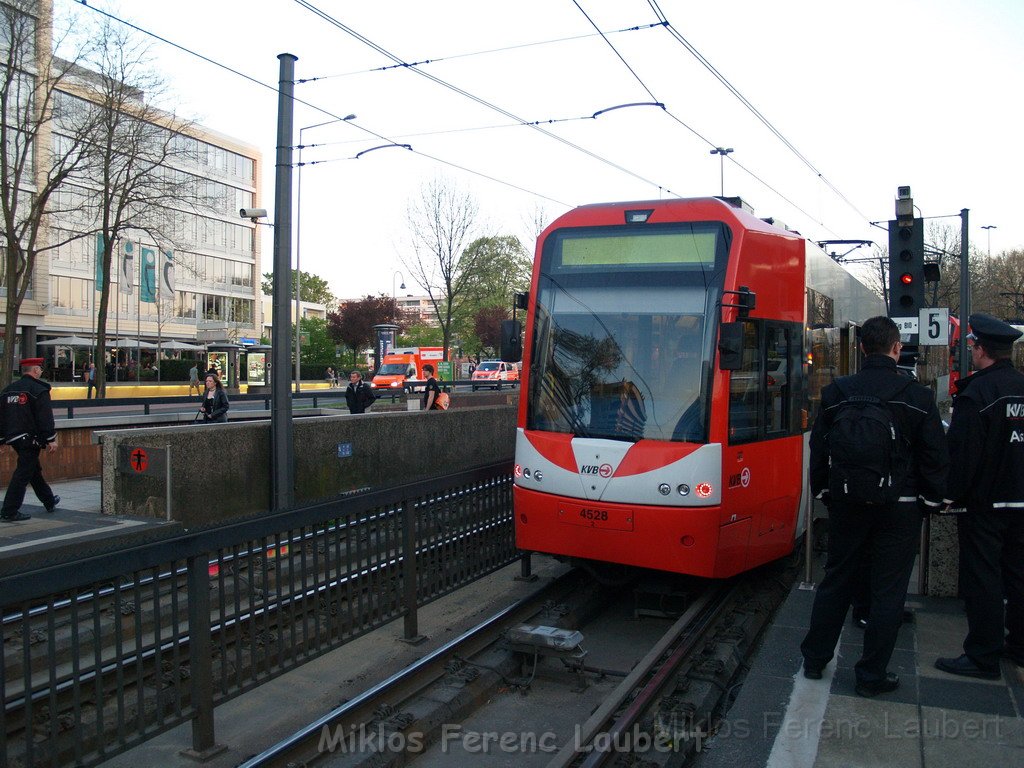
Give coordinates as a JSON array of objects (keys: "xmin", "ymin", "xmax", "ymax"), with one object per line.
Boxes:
[{"xmin": 838, "ymin": 322, "xmax": 864, "ymax": 376}]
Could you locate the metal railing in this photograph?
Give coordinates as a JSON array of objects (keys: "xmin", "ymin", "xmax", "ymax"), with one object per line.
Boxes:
[
  {"xmin": 54, "ymin": 380, "xmax": 485, "ymax": 419},
  {"xmin": 0, "ymin": 461, "xmax": 518, "ymax": 767}
]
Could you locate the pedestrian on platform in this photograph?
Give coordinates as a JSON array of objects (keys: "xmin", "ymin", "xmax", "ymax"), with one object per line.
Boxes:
[
  {"xmin": 85, "ymin": 362, "xmax": 97, "ymax": 399},
  {"xmin": 345, "ymin": 370, "xmax": 376, "ymax": 414},
  {"xmin": 850, "ymin": 347, "xmax": 922, "ymax": 631},
  {"xmin": 800, "ymin": 316, "xmax": 947, "ymax": 697},
  {"xmin": 422, "ymin": 364, "xmax": 441, "ymax": 410},
  {"xmin": 189, "ymin": 362, "xmax": 201, "ymax": 396},
  {"xmin": 936, "ymin": 313, "xmax": 1024, "ymax": 679},
  {"xmin": 0, "ymin": 358, "xmax": 60, "ymax": 522},
  {"xmin": 200, "ymin": 374, "xmax": 230, "ymax": 423}
]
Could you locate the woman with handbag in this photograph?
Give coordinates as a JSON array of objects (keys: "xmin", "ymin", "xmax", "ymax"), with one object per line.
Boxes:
[{"xmin": 200, "ymin": 374, "xmax": 230, "ymax": 423}]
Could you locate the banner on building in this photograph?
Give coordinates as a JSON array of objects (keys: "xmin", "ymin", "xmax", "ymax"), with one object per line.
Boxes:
[
  {"xmin": 160, "ymin": 249, "xmax": 175, "ymax": 299},
  {"xmin": 119, "ymin": 241, "xmax": 134, "ymax": 295},
  {"xmin": 140, "ymin": 246, "xmax": 157, "ymax": 303},
  {"xmin": 95, "ymin": 234, "xmax": 105, "ymax": 291}
]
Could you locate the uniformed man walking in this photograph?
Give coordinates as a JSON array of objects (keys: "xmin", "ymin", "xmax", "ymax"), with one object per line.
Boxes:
[
  {"xmin": 936, "ymin": 313, "xmax": 1024, "ymax": 679},
  {"xmin": 1, "ymin": 357, "xmax": 60, "ymax": 522}
]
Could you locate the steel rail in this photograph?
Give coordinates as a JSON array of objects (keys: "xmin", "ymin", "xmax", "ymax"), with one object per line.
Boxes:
[
  {"xmin": 545, "ymin": 583, "xmax": 734, "ymax": 768},
  {"xmin": 238, "ymin": 570, "xmax": 578, "ymax": 768}
]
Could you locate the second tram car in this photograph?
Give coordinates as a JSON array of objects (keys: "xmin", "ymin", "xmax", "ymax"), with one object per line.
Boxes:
[{"xmin": 512, "ymin": 197, "xmax": 884, "ymax": 577}]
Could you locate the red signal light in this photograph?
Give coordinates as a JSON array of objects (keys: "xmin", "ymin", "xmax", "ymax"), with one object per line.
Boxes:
[{"xmin": 900, "ymin": 273, "xmax": 913, "ymax": 285}]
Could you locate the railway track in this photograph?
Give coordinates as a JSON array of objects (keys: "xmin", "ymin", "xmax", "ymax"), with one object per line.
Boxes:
[{"xmin": 240, "ymin": 557, "xmax": 795, "ymax": 768}]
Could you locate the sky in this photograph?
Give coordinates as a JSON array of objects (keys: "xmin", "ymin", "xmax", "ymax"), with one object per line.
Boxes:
[{"xmin": 57, "ymin": 0, "xmax": 1024, "ymax": 302}]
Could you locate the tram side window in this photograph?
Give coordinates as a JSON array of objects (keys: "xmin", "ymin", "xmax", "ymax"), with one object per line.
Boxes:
[
  {"xmin": 728, "ymin": 322, "xmax": 761, "ymax": 443},
  {"xmin": 764, "ymin": 325, "xmax": 792, "ymax": 436},
  {"xmin": 729, "ymin": 321, "xmax": 803, "ymax": 443}
]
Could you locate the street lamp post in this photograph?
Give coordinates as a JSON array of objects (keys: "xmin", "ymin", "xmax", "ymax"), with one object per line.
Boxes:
[
  {"xmin": 982, "ymin": 224, "xmax": 997, "ymax": 258},
  {"xmin": 295, "ymin": 113, "xmax": 356, "ymax": 391},
  {"xmin": 393, "ymin": 270, "xmax": 406, "ymax": 322},
  {"xmin": 709, "ymin": 147, "xmax": 734, "ymax": 196}
]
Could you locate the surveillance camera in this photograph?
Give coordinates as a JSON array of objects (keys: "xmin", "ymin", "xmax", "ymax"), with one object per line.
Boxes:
[{"xmin": 240, "ymin": 208, "xmax": 267, "ymax": 219}]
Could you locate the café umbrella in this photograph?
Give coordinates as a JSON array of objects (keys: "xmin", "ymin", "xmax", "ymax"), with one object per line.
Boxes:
[{"xmin": 37, "ymin": 336, "xmax": 96, "ymax": 379}]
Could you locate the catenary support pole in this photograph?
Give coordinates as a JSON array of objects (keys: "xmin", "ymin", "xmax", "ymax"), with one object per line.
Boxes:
[
  {"xmin": 271, "ymin": 54, "xmax": 297, "ymax": 511},
  {"xmin": 959, "ymin": 209, "xmax": 970, "ymax": 381}
]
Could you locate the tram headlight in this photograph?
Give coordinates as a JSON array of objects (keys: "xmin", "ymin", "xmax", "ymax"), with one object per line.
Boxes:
[
  {"xmin": 524, "ymin": 468, "xmax": 531, "ymax": 478},
  {"xmin": 534, "ymin": 471, "xmax": 543, "ymax": 481},
  {"xmin": 658, "ymin": 483, "xmax": 671, "ymax": 496},
  {"xmin": 677, "ymin": 484, "xmax": 690, "ymax": 496},
  {"xmin": 695, "ymin": 482, "xmax": 714, "ymax": 498},
  {"xmin": 514, "ymin": 464, "xmax": 523, "ymax": 478}
]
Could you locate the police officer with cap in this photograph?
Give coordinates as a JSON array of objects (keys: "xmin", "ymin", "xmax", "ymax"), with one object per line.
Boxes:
[
  {"xmin": 936, "ymin": 313, "xmax": 1024, "ymax": 678},
  {"xmin": 1, "ymin": 357, "xmax": 60, "ymax": 521}
]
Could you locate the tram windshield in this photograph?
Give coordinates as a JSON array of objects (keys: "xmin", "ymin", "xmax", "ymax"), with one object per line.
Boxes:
[{"xmin": 527, "ymin": 222, "xmax": 728, "ymax": 443}]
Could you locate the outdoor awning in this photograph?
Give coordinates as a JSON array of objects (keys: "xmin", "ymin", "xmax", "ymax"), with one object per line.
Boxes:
[
  {"xmin": 37, "ymin": 335, "xmax": 95, "ymax": 346},
  {"xmin": 106, "ymin": 338, "xmax": 158, "ymax": 350},
  {"xmin": 158, "ymin": 340, "xmax": 206, "ymax": 351}
]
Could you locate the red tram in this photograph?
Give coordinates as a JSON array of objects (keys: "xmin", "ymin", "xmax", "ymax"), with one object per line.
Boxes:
[{"xmin": 511, "ymin": 197, "xmax": 884, "ymax": 577}]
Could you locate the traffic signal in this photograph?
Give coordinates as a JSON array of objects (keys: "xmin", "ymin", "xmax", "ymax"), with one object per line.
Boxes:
[{"xmin": 888, "ymin": 217, "xmax": 925, "ymax": 315}]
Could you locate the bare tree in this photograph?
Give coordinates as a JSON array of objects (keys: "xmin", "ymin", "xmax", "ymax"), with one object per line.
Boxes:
[
  {"xmin": 74, "ymin": 17, "xmax": 201, "ymax": 396},
  {"xmin": 401, "ymin": 176, "xmax": 480, "ymax": 360},
  {"xmin": 521, "ymin": 202, "xmax": 551, "ymax": 252},
  {"xmin": 0, "ymin": 1, "xmax": 99, "ymax": 386}
]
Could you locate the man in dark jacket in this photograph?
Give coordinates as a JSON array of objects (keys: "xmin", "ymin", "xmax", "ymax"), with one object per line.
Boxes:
[
  {"xmin": 1, "ymin": 358, "xmax": 60, "ymax": 521},
  {"xmin": 936, "ymin": 313, "xmax": 1024, "ymax": 679},
  {"xmin": 801, "ymin": 316, "xmax": 948, "ymax": 696},
  {"xmin": 345, "ymin": 371, "xmax": 375, "ymax": 414}
]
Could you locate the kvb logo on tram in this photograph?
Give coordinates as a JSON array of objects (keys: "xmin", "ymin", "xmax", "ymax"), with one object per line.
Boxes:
[{"xmin": 580, "ymin": 463, "xmax": 614, "ymax": 477}]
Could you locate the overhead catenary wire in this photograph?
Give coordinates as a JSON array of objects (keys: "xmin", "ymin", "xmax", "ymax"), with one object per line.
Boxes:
[
  {"xmin": 570, "ymin": 0, "xmax": 834, "ymax": 233},
  {"xmin": 79, "ymin": 0, "xmax": 848, "ymax": 235},
  {"xmin": 644, "ymin": 0, "xmax": 871, "ymax": 225},
  {"xmin": 293, "ymin": 0, "xmax": 681, "ymax": 198},
  {"xmin": 71, "ymin": 0, "xmax": 572, "ymax": 208},
  {"xmin": 298, "ymin": 20, "xmax": 667, "ymax": 82}
]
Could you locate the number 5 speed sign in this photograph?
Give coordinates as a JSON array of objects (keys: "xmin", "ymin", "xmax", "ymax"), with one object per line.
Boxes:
[{"xmin": 918, "ymin": 308, "xmax": 949, "ymax": 346}]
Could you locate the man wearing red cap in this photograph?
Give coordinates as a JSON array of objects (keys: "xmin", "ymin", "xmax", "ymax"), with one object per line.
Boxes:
[{"xmin": 0, "ymin": 357, "xmax": 60, "ymax": 521}]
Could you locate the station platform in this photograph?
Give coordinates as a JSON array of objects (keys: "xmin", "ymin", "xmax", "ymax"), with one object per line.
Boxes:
[
  {"xmin": 695, "ymin": 576, "xmax": 1024, "ymax": 767},
  {"xmin": 0, "ymin": 477, "xmax": 170, "ymax": 573}
]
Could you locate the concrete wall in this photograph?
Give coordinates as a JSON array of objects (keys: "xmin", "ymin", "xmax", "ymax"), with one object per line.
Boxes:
[{"xmin": 100, "ymin": 405, "xmax": 516, "ymax": 527}]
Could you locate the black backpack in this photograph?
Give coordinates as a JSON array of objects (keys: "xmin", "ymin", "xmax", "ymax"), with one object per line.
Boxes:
[{"xmin": 827, "ymin": 378, "xmax": 912, "ymax": 506}]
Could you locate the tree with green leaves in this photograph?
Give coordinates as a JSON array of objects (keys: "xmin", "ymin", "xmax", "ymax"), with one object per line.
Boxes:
[
  {"xmin": 262, "ymin": 269, "xmax": 335, "ymax": 305},
  {"xmin": 453, "ymin": 235, "xmax": 531, "ymax": 361},
  {"xmin": 461, "ymin": 235, "xmax": 532, "ymax": 311},
  {"xmin": 397, "ymin": 322, "xmax": 443, "ymax": 349},
  {"xmin": 298, "ymin": 316, "xmax": 336, "ymax": 364}
]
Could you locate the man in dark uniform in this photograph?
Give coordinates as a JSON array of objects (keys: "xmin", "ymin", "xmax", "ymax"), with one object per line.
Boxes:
[
  {"xmin": 936, "ymin": 313, "xmax": 1024, "ymax": 679},
  {"xmin": 851, "ymin": 346, "xmax": 922, "ymax": 630},
  {"xmin": 801, "ymin": 316, "xmax": 948, "ymax": 697},
  {"xmin": 1, "ymin": 358, "xmax": 60, "ymax": 521}
]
